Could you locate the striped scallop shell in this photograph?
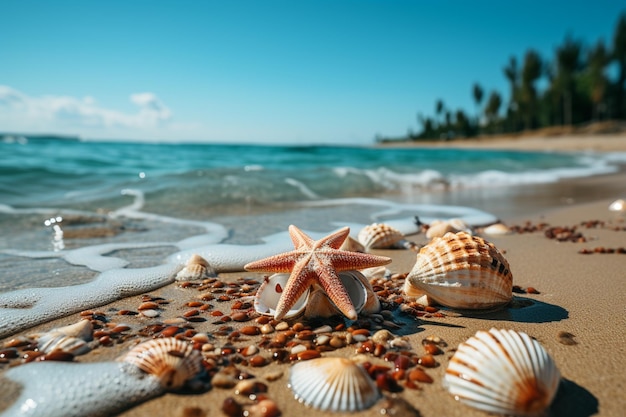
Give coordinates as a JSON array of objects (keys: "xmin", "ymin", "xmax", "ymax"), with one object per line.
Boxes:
[
  {"xmin": 175, "ymin": 254, "xmax": 216, "ymax": 281},
  {"xmin": 289, "ymin": 357, "xmax": 381, "ymax": 412},
  {"xmin": 357, "ymin": 223, "xmax": 404, "ymax": 250},
  {"xmin": 121, "ymin": 338, "xmax": 203, "ymax": 390},
  {"xmin": 38, "ymin": 333, "xmax": 91, "ymax": 356},
  {"xmin": 444, "ymin": 328, "xmax": 561, "ymax": 416},
  {"xmin": 403, "ymin": 231, "xmax": 512, "ymax": 309}
]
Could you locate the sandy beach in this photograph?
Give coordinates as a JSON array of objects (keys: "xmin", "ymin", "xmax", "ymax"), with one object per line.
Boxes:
[{"xmin": 1, "ymin": 134, "xmax": 625, "ymax": 417}]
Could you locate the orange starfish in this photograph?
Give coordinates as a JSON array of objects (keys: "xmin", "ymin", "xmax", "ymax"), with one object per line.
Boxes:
[{"xmin": 244, "ymin": 225, "xmax": 392, "ymax": 320}]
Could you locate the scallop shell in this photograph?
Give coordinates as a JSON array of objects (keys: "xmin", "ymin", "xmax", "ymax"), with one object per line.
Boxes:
[
  {"xmin": 426, "ymin": 218, "xmax": 472, "ymax": 239},
  {"xmin": 176, "ymin": 254, "xmax": 216, "ymax": 281},
  {"xmin": 608, "ymin": 198, "xmax": 625, "ymax": 212},
  {"xmin": 289, "ymin": 357, "xmax": 381, "ymax": 412},
  {"xmin": 121, "ymin": 338, "xmax": 203, "ymax": 390},
  {"xmin": 444, "ymin": 328, "xmax": 560, "ymax": 416},
  {"xmin": 357, "ymin": 223, "xmax": 404, "ymax": 250},
  {"xmin": 403, "ymin": 231, "xmax": 513, "ymax": 309}
]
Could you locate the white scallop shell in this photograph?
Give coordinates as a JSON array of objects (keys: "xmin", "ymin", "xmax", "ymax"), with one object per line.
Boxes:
[
  {"xmin": 426, "ymin": 218, "xmax": 472, "ymax": 239},
  {"xmin": 121, "ymin": 338, "xmax": 203, "ymax": 390},
  {"xmin": 444, "ymin": 328, "xmax": 561, "ymax": 416},
  {"xmin": 357, "ymin": 223, "xmax": 404, "ymax": 250},
  {"xmin": 403, "ymin": 231, "xmax": 513, "ymax": 309},
  {"xmin": 608, "ymin": 198, "xmax": 625, "ymax": 212},
  {"xmin": 175, "ymin": 254, "xmax": 216, "ymax": 281},
  {"xmin": 289, "ymin": 357, "xmax": 381, "ymax": 412}
]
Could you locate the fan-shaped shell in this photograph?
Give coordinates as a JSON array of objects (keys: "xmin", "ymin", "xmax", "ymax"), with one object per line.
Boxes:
[
  {"xmin": 289, "ymin": 357, "xmax": 381, "ymax": 412},
  {"xmin": 444, "ymin": 328, "xmax": 561, "ymax": 416},
  {"xmin": 176, "ymin": 254, "xmax": 215, "ymax": 281},
  {"xmin": 357, "ymin": 223, "xmax": 404, "ymax": 250},
  {"xmin": 121, "ymin": 338, "xmax": 203, "ymax": 390},
  {"xmin": 403, "ymin": 231, "xmax": 512, "ymax": 309}
]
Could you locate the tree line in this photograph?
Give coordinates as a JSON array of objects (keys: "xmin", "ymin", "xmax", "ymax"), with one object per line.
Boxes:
[{"xmin": 388, "ymin": 13, "xmax": 626, "ymax": 142}]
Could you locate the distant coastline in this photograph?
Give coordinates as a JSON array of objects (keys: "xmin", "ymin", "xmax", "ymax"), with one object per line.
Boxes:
[{"xmin": 1, "ymin": 133, "xmax": 81, "ymax": 142}]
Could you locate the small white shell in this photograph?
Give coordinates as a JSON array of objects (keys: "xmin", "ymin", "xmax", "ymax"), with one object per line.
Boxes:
[
  {"xmin": 444, "ymin": 328, "xmax": 560, "ymax": 416},
  {"xmin": 404, "ymin": 231, "xmax": 513, "ymax": 309},
  {"xmin": 482, "ymin": 223, "xmax": 513, "ymax": 236},
  {"xmin": 357, "ymin": 223, "xmax": 404, "ymax": 250},
  {"xmin": 289, "ymin": 357, "xmax": 381, "ymax": 412},
  {"xmin": 426, "ymin": 218, "xmax": 472, "ymax": 239},
  {"xmin": 175, "ymin": 254, "xmax": 215, "ymax": 281},
  {"xmin": 121, "ymin": 338, "xmax": 203, "ymax": 390},
  {"xmin": 38, "ymin": 333, "xmax": 91, "ymax": 355},
  {"xmin": 340, "ymin": 236, "xmax": 366, "ymax": 253},
  {"xmin": 608, "ymin": 198, "xmax": 625, "ymax": 212}
]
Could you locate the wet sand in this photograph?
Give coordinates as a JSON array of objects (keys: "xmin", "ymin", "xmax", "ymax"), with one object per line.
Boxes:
[{"xmin": 1, "ymin": 134, "xmax": 625, "ymax": 417}]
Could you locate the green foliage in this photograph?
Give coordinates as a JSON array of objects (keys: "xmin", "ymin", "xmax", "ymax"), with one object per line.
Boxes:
[{"xmin": 404, "ymin": 13, "xmax": 626, "ymax": 141}]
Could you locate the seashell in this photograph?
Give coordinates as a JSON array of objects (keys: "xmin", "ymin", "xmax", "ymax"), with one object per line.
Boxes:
[
  {"xmin": 176, "ymin": 254, "xmax": 216, "ymax": 281},
  {"xmin": 288, "ymin": 357, "xmax": 381, "ymax": 412},
  {"xmin": 32, "ymin": 319, "xmax": 93, "ymax": 341},
  {"xmin": 426, "ymin": 218, "xmax": 472, "ymax": 239},
  {"xmin": 403, "ymin": 231, "xmax": 512, "ymax": 309},
  {"xmin": 608, "ymin": 198, "xmax": 625, "ymax": 212},
  {"xmin": 444, "ymin": 328, "xmax": 560, "ymax": 416},
  {"xmin": 482, "ymin": 222, "xmax": 513, "ymax": 236},
  {"xmin": 255, "ymin": 271, "xmax": 379, "ymax": 319},
  {"xmin": 357, "ymin": 223, "xmax": 405, "ymax": 250},
  {"xmin": 121, "ymin": 338, "xmax": 203, "ymax": 389},
  {"xmin": 340, "ymin": 236, "xmax": 366, "ymax": 253},
  {"xmin": 38, "ymin": 333, "xmax": 91, "ymax": 356},
  {"xmin": 254, "ymin": 273, "xmax": 311, "ymax": 320}
]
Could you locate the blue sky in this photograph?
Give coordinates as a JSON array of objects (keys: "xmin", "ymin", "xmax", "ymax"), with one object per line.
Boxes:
[{"xmin": 1, "ymin": 1, "xmax": 624, "ymax": 144}]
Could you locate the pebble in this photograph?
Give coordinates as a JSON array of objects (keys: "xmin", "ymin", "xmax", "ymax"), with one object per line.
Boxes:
[
  {"xmin": 140, "ymin": 309, "xmax": 160, "ymax": 318},
  {"xmin": 247, "ymin": 399, "xmax": 281, "ymax": 417}
]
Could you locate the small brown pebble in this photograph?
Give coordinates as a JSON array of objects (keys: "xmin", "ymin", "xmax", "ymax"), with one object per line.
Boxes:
[
  {"xmin": 180, "ymin": 406, "xmax": 206, "ymax": 417},
  {"xmin": 138, "ymin": 301, "xmax": 159, "ymax": 310},
  {"xmin": 296, "ymin": 349, "xmax": 321, "ymax": 361},
  {"xmin": 558, "ymin": 331, "xmax": 578, "ymax": 346},
  {"xmin": 422, "ymin": 342, "xmax": 443, "ymax": 355},
  {"xmin": 234, "ymin": 379, "xmax": 268, "ymax": 396},
  {"xmin": 221, "ymin": 397, "xmax": 243, "ymax": 417},
  {"xmin": 247, "ymin": 399, "xmax": 281, "ymax": 417},
  {"xmin": 160, "ymin": 326, "xmax": 182, "ymax": 337},
  {"xmin": 408, "ymin": 368, "xmax": 433, "ymax": 383},
  {"xmin": 41, "ymin": 349, "xmax": 75, "ymax": 362},
  {"xmin": 231, "ymin": 312, "xmax": 249, "ymax": 322},
  {"xmin": 526, "ymin": 287, "xmax": 540, "ymax": 294},
  {"xmin": 184, "ymin": 309, "xmax": 200, "ymax": 318},
  {"xmin": 249, "ymin": 355, "xmax": 269, "ymax": 367},
  {"xmin": 417, "ymin": 354, "xmax": 437, "ymax": 368},
  {"xmin": 240, "ymin": 326, "xmax": 261, "ymax": 336}
]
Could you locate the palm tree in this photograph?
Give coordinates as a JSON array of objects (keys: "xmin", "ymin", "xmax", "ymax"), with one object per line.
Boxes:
[
  {"xmin": 472, "ymin": 83, "xmax": 484, "ymax": 131},
  {"xmin": 520, "ymin": 49, "xmax": 542, "ymax": 129},
  {"xmin": 554, "ymin": 36, "xmax": 582, "ymax": 125},
  {"xmin": 503, "ymin": 56, "xmax": 519, "ymax": 131},
  {"xmin": 588, "ymin": 41, "xmax": 609, "ymax": 121},
  {"xmin": 612, "ymin": 13, "xmax": 626, "ymax": 119},
  {"xmin": 435, "ymin": 99, "xmax": 445, "ymax": 129},
  {"xmin": 484, "ymin": 91, "xmax": 502, "ymax": 130}
]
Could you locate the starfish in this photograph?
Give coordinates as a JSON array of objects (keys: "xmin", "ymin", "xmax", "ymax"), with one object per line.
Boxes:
[{"xmin": 244, "ymin": 225, "xmax": 392, "ymax": 320}]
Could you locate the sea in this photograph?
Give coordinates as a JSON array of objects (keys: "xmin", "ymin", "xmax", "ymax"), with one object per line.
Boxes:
[{"xmin": 1, "ymin": 135, "xmax": 625, "ymax": 297}]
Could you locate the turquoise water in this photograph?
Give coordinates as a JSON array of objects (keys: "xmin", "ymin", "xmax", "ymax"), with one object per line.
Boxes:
[
  {"xmin": 0, "ymin": 134, "xmax": 624, "ymax": 292},
  {"xmin": 1, "ymin": 136, "xmax": 619, "ymax": 213}
]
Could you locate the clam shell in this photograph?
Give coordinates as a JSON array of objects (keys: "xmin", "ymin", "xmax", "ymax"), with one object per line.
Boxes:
[
  {"xmin": 403, "ymin": 231, "xmax": 512, "ymax": 309},
  {"xmin": 121, "ymin": 338, "xmax": 203, "ymax": 390},
  {"xmin": 255, "ymin": 271, "xmax": 378, "ymax": 319},
  {"xmin": 254, "ymin": 273, "xmax": 311, "ymax": 320},
  {"xmin": 176, "ymin": 254, "xmax": 216, "ymax": 281},
  {"xmin": 426, "ymin": 218, "xmax": 472, "ymax": 239},
  {"xmin": 444, "ymin": 328, "xmax": 560, "ymax": 416},
  {"xmin": 482, "ymin": 222, "xmax": 513, "ymax": 236},
  {"xmin": 289, "ymin": 357, "xmax": 381, "ymax": 412},
  {"xmin": 357, "ymin": 223, "xmax": 404, "ymax": 250},
  {"xmin": 608, "ymin": 198, "xmax": 625, "ymax": 212}
]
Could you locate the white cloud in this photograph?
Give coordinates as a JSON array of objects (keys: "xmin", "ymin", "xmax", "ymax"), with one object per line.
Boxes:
[{"xmin": 0, "ymin": 85, "xmax": 173, "ymax": 137}]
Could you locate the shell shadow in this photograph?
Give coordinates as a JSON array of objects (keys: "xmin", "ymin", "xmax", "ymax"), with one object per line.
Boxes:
[
  {"xmin": 446, "ymin": 296, "xmax": 569, "ymax": 323},
  {"xmin": 550, "ymin": 378, "xmax": 598, "ymax": 417}
]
